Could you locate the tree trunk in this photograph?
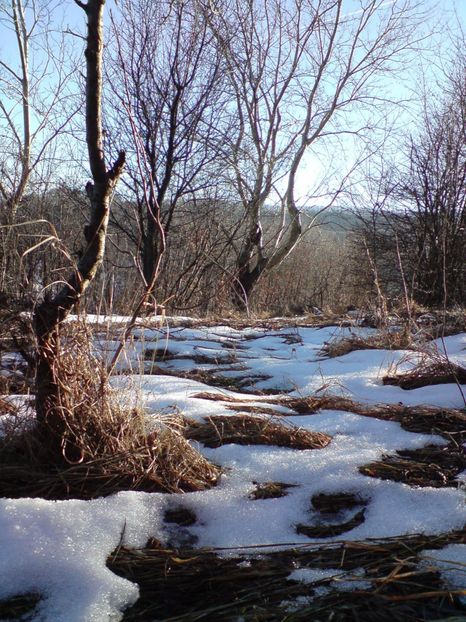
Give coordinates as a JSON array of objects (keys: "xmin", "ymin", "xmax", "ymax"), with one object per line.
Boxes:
[
  {"xmin": 231, "ymin": 256, "xmax": 268, "ymax": 311},
  {"xmin": 33, "ymin": 0, "xmax": 125, "ymax": 432}
]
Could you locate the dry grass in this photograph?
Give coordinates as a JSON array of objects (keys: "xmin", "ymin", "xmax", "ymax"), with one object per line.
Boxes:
[
  {"xmin": 275, "ymin": 396, "xmax": 466, "ymax": 442},
  {"xmin": 383, "ymin": 359, "xmax": 466, "ymax": 390},
  {"xmin": 184, "ymin": 415, "xmax": 332, "ymax": 450},
  {"xmin": 76, "ymin": 306, "xmax": 466, "ymax": 338},
  {"xmin": 311, "ymin": 491, "xmax": 365, "ymax": 514},
  {"xmin": 143, "ymin": 347, "xmax": 239, "ymax": 366},
  {"xmin": 193, "ymin": 392, "xmax": 466, "ymax": 442},
  {"xmin": 193, "ymin": 392, "xmax": 294, "ymax": 412},
  {"xmin": 4, "ymin": 529, "xmax": 465, "ymax": 621},
  {"xmin": 319, "ymin": 328, "xmax": 416, "ymax": 359},
  {"xmin": 193, "ymin": 391, "xmax": 252, "ymax": 403},
  {"xmin": 0, "ymin": 416, "xmax": 221, "ymax": 500},
  {"xmin": 296, "ymin": 509, "xmax": 367, "ymax": 538},
  {"xmin": 0, "ymin": 325, "xmax": 220, "ymax": 500},
  {"xmin": 0, "ymin": 594, "xmax": 41, "ymax": 621},
  {"xmin": 226, "ymin": 403, "xmax": 289, "ymax": 417},
  {"xmin": 1, "ymin": 315, "xmax": 465, "ymax": 618},
  {"xmin": 249, "ymin": 481, "xmax": 297, "ymax": 500},
  {"xmin": 145, "ymin": 365, "xmax": 276, "ymax": 393},
  {"xmin": 103, "ymin": 529, "xmax": 466, "ymax": 621},
  {"xmin": 164, "ymin": 507, "xmax": 197, "ymax": 527},
  {"xmin": 296, "ymin": 491, "xmax": 368, "ymax": 538},
  {"xmin": 359, "ymin": 444, "xmax": 466, "ymax": 488}
]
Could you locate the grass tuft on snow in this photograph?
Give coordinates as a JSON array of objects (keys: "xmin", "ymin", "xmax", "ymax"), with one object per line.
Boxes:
[
  {"xmin": 184, "ymin": 414, "xmax": 332, "ymax": 449},
  {"xmin": 320, "ymin": 328, "xmax": 416, "ymax": 358},
  {"xmin": 359, "ymin": 443, "xmax": 466, "ymax": 488},
  {"xmin": 0, "ymin": 325, "xmax": 220, "ymax": 499}
]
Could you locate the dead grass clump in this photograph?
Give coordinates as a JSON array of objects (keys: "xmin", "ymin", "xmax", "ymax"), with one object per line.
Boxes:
[
  {"xmin": 164, "ymin": 507, "xmax": 197, "ymax": 526},
  {"xmin": 320, "ymin": 329, "xmax": 415, "ymax": 359},
  {"xmin": 226, "ymin": 402, "xmax": 289, "ymax": 417},
  {"xmin": 311, "ymin": 491, "xmax": 365, "ymax": 514},
  {"xmin": 143, "ymin": 347, "xmax": 238, "ymax": 366},
  {"xmin": 249, "ymin": 481, "xmax": 297, "ymax": 500},
  {"xmin": 107, "ymin": 528, "xmax": 466, "ymax": 621},
  {"xmin": 272, "ymin": 395, "xmax": 466, "ymax": 441},
  {"xmin": 383, "ymin": 360, "xmax": 466, "ymax": 390},
  {"xmin": 412, "ymin": 308, "xmax": 466, "ymax": 338},
  {"xmin": 146, "ymin": 366, "xmax": 275, "ymax": 394},
  {"xmin": 0, "ymin": 593, "xmax": 40, "ymax": 621},
  {"xmin": 194, "ymin": 392, "xmax": 466, "ymax": 441},
  {"xmin": 296, "ymin": 491, "xmax": 368, "ymax": 538},
  {"xmin": 143, "ymin": 347, "xmax": 177, "ymax": 360},
  {"xmin": 0, "ymin": 325, "xmax": 220, "ymax": 500},
  {"xmin": 193, "ymin": 392, "xmax": 357, "ymax": 414},
  {"xmin": 279, "ymin": 394, "xmax": 358, "ymax": 414},
  {"xmin": 109, "ymin": 543, "xmax": 295, "ymax": 621},
  {"xmin": 296, "ymin": 509, "xmax": 366, "ymax": 538},
  {"xmin": 184, "ymin": 415, "xmax": 332, "ymax": 449},
  {"xmin": 0, "ymin": 417, "xmax": 221, "ymax": 500},
  {"xmin": 192, "ymin": 391, "xmax": 248, "ymax": 402},
  {"xmin": 359, "ymin": 444, "xmax": 466, "ymax": 488}
]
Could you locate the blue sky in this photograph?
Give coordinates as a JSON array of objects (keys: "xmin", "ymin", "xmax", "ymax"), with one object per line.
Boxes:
[{"xmin": 0, "ymin": 0, "xmax": 464, "ymax": 197}]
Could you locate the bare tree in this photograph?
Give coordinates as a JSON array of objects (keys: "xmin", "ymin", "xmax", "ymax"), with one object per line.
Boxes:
[
  {"xmin": 0, "ymin": 0, "xmax": 77, "ymax": 215},
  {"xmin": 396, "ymin": 63, "xmax": 465, "ymax": 306},
  {"xmin": 353, "ymin": 52, "xmax": 466, "ymax": 309},
  {"xmin": 33, "ymin": 0, "xmax": 125, "ymax": 430},
  {"xmin": 202, "ymin": 0, "xmax": 428, "ymax": 309},
  {"xmin": 107, "ymin": 0, "xmax": 227, "ymax": 290},
  {"xmin": 0, "ymin": 0, "xmax": 76, "ymax": 296}
]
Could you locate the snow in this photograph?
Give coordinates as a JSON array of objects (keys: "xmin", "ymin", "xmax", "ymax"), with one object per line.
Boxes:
[
  {"xmin": 283, "ymin": 567, "xmax": 372, "ymax": 610},
  {"xmin": 287, "ymin": 567, "xmax": 342, "ymax": 583},
  {"xmin": 421, "ymin": 544, "xmax": 466, "ymax": 603},
  {"xmin": 286, "ymin": 566, "xmax": 371, "ymax": 592},
  {"xmin": 0, "ymin": 492, "xmax": 167, "ymax": 622},
  {"xmin": 1, "ymin": 320, "xmax": 465, "ymax": 620}
]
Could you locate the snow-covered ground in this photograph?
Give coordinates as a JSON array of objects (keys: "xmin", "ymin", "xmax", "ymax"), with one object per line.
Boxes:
[{"xmin": 1, "ymin": 321, "xmax": 465, "ymax": 621}]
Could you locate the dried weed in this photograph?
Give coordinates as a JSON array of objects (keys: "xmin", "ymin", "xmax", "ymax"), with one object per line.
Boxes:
[
  {"xmin": 359, "ymin": 444, "xmax": 466, "ymax": 488},
  {"xmin": 0, "ymin": 325, "xmax": 220, "ymax": 499},
  {"xmin": 320, "ymin": 327, "xmax": 416, "ymax": 359},
  {"xmin": 185, "ymin": 414, "xmax": 332, "ymax": 449},
  {"xmin": 105, "ymin": 529, "xmax": 466, "ymax": 621}
]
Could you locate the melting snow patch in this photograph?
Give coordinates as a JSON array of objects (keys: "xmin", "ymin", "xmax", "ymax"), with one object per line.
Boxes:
[
  {"xmin": 0, "ymin": 492, "xmax": 167, "ymax": 622},
  {"xmin": 421, "ymin": 544, "xmax": 466, "ymax": 603},
  {"xmin": 287, "ymin": 567, "xmax": 342, "ymax": 583},
  {"xmin": 1, "ymin": 323, "xmax": 465, "ymax": 620}
]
